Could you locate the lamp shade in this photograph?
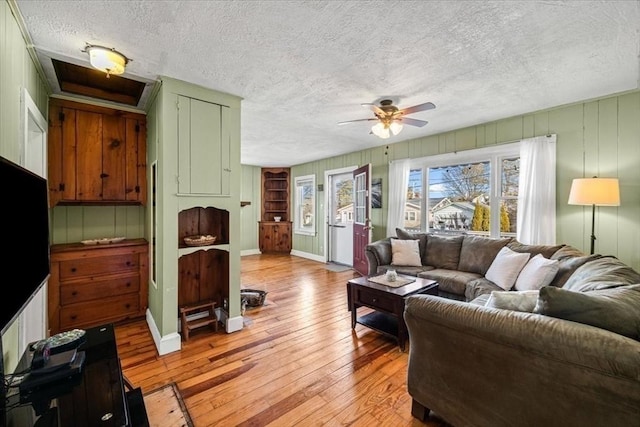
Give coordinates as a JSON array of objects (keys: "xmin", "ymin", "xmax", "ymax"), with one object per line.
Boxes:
[{"xmin": 568, "ymin": 177, "xmax": 620, "ymax": 206}]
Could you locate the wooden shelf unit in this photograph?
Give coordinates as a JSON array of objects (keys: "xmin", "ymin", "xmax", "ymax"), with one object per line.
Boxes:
[
  {"xmin": 261, "ymin": 168, "xmax": 290, "ymax": 222},
  {"xmin": 259, "ymin": 168, "xmax": 292, "ymax": 253}
]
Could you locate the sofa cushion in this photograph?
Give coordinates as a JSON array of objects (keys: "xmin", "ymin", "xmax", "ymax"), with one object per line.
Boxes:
[
  {"xmin": 458, "ymin": 235, "xmax": 512, "ymax": 275},
  {"xmin": 465, "ymin": 278, "xmax": 504, "ymax": 301},
  {"xmin": 390, "ymin": 238, "xmax": 422, "ymax": 267},
  {"xmin": 562, "ymin": 256, "xmax": 640, "ymax": 292},
  {"xmin": 507, "ymin": 240, "xmax": 565, "ymax": 259},
  {"xmin": 549, "ymin": 253, "xmax": 602, "ymax": 288},
  {"xmin": 395, "ymin": 228, "xmax": 428, "ymax": 258},
  {"xmin": 486, "ymin": 290, "xmax": 539, "ymax": 312},
  {"xmin": 378, "ymin": 265, "xmax": 433, "ymax": 276},
  {"xmin": 424, "ymin": 235, "xmax": 464, "ymax": 269},
  {"xmin": 534, "ymin": 284, "xmax": 640, "ymax": 340},
  {"xmin": 485, "ymin": 246, "xmax": 531, "ymax": 290},
  {"xmin": 514, "ymin": 254, "xmax": 559, "ymax": 291},
  {"xmin": 419, "ymin": 269, "xmax": 482, "ymax": 296},
  {"xmin": 550, "ymin": 245, "xmax": 586, "ymax": 260}
]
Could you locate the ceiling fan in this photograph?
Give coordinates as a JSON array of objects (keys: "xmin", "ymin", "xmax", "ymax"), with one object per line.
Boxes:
[{"xmin": 338, "ymin": 99, "xmax": 436, "ymax": 139}]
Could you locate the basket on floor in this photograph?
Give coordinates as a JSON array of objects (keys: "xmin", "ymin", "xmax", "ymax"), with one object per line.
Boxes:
[{"xmin": 241, "ymin": 289, "xmax": 267, "ymax": 307}]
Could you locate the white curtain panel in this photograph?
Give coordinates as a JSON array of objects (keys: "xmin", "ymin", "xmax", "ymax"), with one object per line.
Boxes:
[
  {"xmin": 517, "ymin": 134, "xmax": 557, "ymax": 244},
  {"xmin": 386, "ymin": 158, "xmax": 411, "ymax": 237}
]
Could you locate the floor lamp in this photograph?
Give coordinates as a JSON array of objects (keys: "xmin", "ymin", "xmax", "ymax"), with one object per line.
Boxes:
[{"xmin": 568, "ymin": 177, "xmax": 620, "ymax": 255}]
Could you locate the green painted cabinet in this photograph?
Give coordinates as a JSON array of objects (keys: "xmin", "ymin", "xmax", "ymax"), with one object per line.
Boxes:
[{"xmin": 177, "ymin": 95, "xmax": 231, "ymax": 195}]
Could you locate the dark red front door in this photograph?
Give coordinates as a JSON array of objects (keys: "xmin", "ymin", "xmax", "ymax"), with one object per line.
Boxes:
[{"xmin": 352, "ymin": 164, "xmax": 371, "ymax": 276}]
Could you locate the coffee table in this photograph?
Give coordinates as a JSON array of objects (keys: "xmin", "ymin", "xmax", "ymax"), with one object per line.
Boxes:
[{"xmin": 347, "ymin": 275, "xmax": 438, "ymax": 351}]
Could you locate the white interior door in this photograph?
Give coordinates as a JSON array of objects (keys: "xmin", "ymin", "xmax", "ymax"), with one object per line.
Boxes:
[{"xmin": 20, "ymin": 88, "xmax": 48, "ymax": 350}]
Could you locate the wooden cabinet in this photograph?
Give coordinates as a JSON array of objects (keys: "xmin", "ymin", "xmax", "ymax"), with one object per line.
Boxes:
[
  {"xmin": 259, "ymin": 221, "xmax": 292, "ymax": 253},
  {"xmin": 48, "ymin": 98, "xmax": 147, "ymax": 207},
  {"xmin": 48, "ymin": 239, "xmax": 149, "ymax": 334},
  {"xmin": 177, "ymin": 95, "xmax": 231, "ymax": 195},
  {"xmin": 259, "ymin": 168, "xmax": 292, "ymax": 253}
]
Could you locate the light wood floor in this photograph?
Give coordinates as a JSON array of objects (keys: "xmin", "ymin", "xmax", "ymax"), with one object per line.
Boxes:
[{"xmin": 115, "ymin": 254, "xmax": 450, "ymax": 426}]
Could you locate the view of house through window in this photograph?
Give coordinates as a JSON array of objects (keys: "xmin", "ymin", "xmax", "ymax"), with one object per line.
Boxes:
[
  {"xmin": 406, "ymin": 146, "xmax": 520, "ymax": 238},
  {"xmin": 294, "ymin": 175, "xmax": 316, "ymax": 236}
]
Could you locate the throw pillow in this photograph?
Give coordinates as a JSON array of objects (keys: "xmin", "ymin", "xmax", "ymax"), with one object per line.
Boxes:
[
  {"xmin": 486, "ymin": 290, "xmax": 539, "ymax": 312},
  {"xmin": 390, "ymin": 238, "xmax": 422, "ymax": 267},
  {"xmin": 534, "ymin": 285, "xmax": 640, "ymax": 340},
  {"xmin": 485, "ymin": 246, "xmax": 531, "ymax": 291},
  {"xmin": 514, "ymin": 254, "xmax": 560, "ymax": 291}
]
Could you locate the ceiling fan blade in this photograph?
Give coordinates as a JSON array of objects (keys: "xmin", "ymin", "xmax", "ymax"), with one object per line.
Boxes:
[
  {"xmin": 361, "ymin": 103, "xmax": 386, "ymax": 116},
  {"xmin": 400, "ymin": 102, "xmax": 436, "ymax": 115},
  {"xmin": 338, "ymin": 118, "xmax": 378, "ymax": 125},
  {"xmin": 400, "ymin": 117, "xmax": 429, "ymax": 127}
]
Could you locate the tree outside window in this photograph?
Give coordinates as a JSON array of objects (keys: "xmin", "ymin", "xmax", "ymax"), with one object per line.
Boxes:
[
  {"xmin": 406, "ymin": 145, "xmax": 520, "ymax": 238},
  {"xmin": 294, "ymin": 175, "xmax": 315, "ymax": 236}
]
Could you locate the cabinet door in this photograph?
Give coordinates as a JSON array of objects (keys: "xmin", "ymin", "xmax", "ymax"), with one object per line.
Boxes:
[
  {"xmin": 177, "ymin": 96, "xmax": 230, "ymax": 195},
  {"xmin": 125, "ymin": 118, "xmax": 147, "ymax": 204},
  {"xmin": 76, "ymin": 110, "xmax": 103, "ymax": 201},
  {"xmin": 102, "ymin": 115, "xmax": 127, "ymax": 200}
]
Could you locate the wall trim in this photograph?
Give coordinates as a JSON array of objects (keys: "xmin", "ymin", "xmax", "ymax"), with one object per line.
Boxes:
[
  {"xmin": 146, "ymin": 309, "xmax": 181, "ymax": 355},
  {"xmin": 241, "ymin": 249, "xmax": 261, "ymax": 256},
  {"xmin": 290, "ymin": 250, "xmax": 325, "ymax": 263}
]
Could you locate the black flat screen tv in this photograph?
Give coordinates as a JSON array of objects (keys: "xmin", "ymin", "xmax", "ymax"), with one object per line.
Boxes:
[
  {"xmin": 0, "ymin": 155, "xmax": 51, "ymax": 335},
  {"xmin": 0, "ymin": 155, "xmax": 50, "ymax": 426}
]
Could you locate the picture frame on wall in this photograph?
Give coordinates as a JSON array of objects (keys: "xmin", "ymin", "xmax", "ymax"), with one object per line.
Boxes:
[{"xmin": 371, "ymin": 178, "xmax": 382, "ymax": 209}]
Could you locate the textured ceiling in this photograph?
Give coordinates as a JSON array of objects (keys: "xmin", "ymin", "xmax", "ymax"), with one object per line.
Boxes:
[{"xmin": 14, "ymin": 0, "xmax": 640, "ymax": 167}]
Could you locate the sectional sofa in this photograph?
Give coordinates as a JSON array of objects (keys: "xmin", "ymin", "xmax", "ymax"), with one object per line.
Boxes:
[{"xmin": 365, "ymin": 229, "xmax": 640, "ymax": 426}]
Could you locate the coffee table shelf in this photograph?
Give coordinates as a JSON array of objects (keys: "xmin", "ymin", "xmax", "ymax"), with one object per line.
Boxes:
[
  {"xmin": 356, "ymin": 311, "xmax": 398, "ymax": 338},
  {"xmin": 347, "ymin": 275, "xmax": 438, "ymax": 351}
]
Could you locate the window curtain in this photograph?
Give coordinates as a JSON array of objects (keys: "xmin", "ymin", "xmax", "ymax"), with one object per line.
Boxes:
[
  {"xmin": 386, "ymin": 158, "xmax": 411, "ymax": 237},
  {"xmin": 517, "ymin": 134, "xmax": 557, "ymax": 244}
]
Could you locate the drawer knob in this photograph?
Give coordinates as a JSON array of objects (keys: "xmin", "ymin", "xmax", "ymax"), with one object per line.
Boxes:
[
  {"xmin": 372, "ymin": 298, "xmax": 377, "ymax": 303},
  {"xmin": 70, "ymin": 315, "xmax": 77, "ymax": 320},
  {"xmin": 71, "ymin": 268, "xmax": 77, "ymax": 272},
  {"xmin": 72, "ymin": 291, "xmax": 78, "ymax": 296}
]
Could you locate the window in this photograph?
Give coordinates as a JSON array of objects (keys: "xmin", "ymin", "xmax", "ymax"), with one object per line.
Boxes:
[
  {"xmin": 406, "ymin": 144, "xmax": 520, "ymax": 238},
  {"xmin": 294, "ymin": 174, "xmax": 316, "ymax": 236}
]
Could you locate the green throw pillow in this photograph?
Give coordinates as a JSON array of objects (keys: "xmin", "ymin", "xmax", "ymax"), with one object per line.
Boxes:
[{"xmin": 534, "ymin": 285, "xmax": 640, "ymax": 340}]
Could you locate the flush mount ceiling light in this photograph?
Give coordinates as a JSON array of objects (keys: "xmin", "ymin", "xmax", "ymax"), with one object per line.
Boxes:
[{"xmin": 82, "ymin": 44, "xmax": 130, "ymax": 78}]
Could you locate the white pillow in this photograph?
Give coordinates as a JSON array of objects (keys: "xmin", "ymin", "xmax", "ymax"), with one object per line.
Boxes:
[
  {"xmin": 514, "ymin": 254, "xmax": 560, "ymax": 291},
  {"xmin": 486, "ymin": 290, "xmax": 539, "ymax": 312},
  {"xmin": 485, "ymin": 246, "xmax": 530, "ymax": 290},
  {"xmin": 390, "ymin": 238, "xmax": 422, "ymax": 267}
]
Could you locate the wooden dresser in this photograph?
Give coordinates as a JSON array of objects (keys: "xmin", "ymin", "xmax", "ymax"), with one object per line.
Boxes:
[{"xmin": 48, "ymin": 239, "xmax": 149, "ymax": 334}]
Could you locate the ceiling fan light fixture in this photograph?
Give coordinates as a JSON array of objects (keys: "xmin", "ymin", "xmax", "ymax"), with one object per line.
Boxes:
[
  {"xmin": 83, "ymin": 44, "xmax": 129, "ymax": 78},
  {"xmin": 371, "ymin": 122, "xmax": 390, "ymax": 139},
  {"xmin": 389, "ymin": 121, "xmax": 403, "ymax": 136}
]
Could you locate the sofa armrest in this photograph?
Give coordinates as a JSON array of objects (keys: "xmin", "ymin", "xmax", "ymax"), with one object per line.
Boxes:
[
  {"xmin": 364, "ymin": 238, "xmax": 392, "ymax": 276},
  {"xmin": 404, "ymin": 295, "xmax": 640, "ymax": 427}
]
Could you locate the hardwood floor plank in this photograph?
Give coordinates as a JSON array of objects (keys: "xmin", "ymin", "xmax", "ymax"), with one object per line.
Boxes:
[{"xmin": 116, "ymin": 254, "xmax": 449, "ymax": 426}]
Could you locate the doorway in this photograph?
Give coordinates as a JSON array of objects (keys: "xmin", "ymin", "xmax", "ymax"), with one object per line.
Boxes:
[
  {"xmin": 325, "ymin": 167, "xmax": 356, "ymax": 266},
  {"xmin": 20, "ymin": 87, "xmax": 48, "ymax": 354}
]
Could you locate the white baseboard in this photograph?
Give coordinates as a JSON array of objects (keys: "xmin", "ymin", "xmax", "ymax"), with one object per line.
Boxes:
[
  {"xmin": 146, "ymin": 309, "xmax": 181, "ymax": 355},
  {"xmin": 290, "ymin": 250, "xmax": 325, "ymax": 263},
  {"xmin": 241, "ymin": 248, "xmax": 261, "ymax": 256}
]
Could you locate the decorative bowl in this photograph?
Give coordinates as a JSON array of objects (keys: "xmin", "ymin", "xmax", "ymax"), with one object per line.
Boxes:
[
  {"xmin": 183, "ymin": 235, "xmax": 217, "ymax": 246},
  {"xmin": 274, "ymin": 216, "xmax": 282, "ymax": 222}
]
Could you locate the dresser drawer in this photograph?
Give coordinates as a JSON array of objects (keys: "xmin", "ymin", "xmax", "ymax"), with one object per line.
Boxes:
[
  {"xmin": 60, "ymin": 294, "xmax": 140, "ymax": 330},
  {"xmin": 60, "ymin": 275, "xmax": 140, "ymax": 305},
  {"xmin": 355, "ymin": 288, "xmax": 396, "ymax": 313},
  {"xmin": 59, "ymin": 253, "xmax": 139, "ymax": 279}
]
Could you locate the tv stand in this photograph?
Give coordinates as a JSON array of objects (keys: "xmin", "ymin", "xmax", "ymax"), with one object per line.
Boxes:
[{"xmin": 7, "ymin": 324, "xmax": 149, "ymax": 426}]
